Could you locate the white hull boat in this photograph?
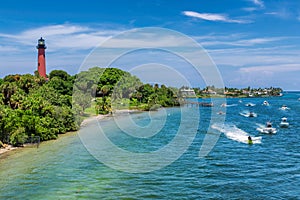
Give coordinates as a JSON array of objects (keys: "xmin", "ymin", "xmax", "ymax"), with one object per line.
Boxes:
[
  {"xmin": 257, "ymin": 122, "xmax": 277, "ymax": 134},
  {"xmin": 245, "ymin": 103, "xmax": 256, "ymax": 107},
  {"xmin": 280, "ymin": 117, "xmax": 289, "ymax": 128},
  {"xmin": 263, "ymin": 100, "xmax": 269, "ymax": 106},
  {"xmin": 280, "ymin": 105, "xmax": 290, "ymax": 110}
]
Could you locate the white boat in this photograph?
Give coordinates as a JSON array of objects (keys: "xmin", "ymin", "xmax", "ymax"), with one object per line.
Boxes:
[
  {"xmin": 279, "ymin": 105, "xmax": 290, "ymax": 110},
  {"xmin": 258, "ymin": 122, "xmax": 277, "ymax": 134},
  {"xmin": 217, "ymin": 111, "xmax": 225, "ymax": 115},
  {"xmin": 221, "ymin": 103, "xmax": 226, "ymax": 107},
  {"xmin": 248, "ymin": 112, "xmax": 256, "ymax": 117},
  {"xmin": 240, "ymin": 111, "xmax": 257, "ymax": 118},
  {"xmin": 263, "ymin": 100, "xmax": 270, "ymax": 106},
  {"xmin": 245, "ymin": 103, "xmax": 256, "ymax": 107},
  {"xmin": 280, "ymin": 117, "xmax": 289, "ymax": 128}
]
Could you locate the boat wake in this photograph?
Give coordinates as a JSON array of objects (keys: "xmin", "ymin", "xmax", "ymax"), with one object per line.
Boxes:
[
  {"xmin": 225, "ymin": 104, "xmax": 238, "ymax": 107},
  {"xmin": 256, "ymin": 123, "xmax": 265, "ymax": 133},
  {"xmin": 245, "ymin": 103, "xmax": 256, "ymax": 107},
  {"xmin": 239, "ymin": 110, "xmax": 257, "ymax": 118},
  {"xmin": 211, "ymin": 123, "xmax": 262, "ymax": 144},
  {"xmin": 221, "ymin": 103, "xmax": 238, "ymax": 107},
  {"xmin": 256, "ymin": 123, "xmax": 277, "ymax": 134}
]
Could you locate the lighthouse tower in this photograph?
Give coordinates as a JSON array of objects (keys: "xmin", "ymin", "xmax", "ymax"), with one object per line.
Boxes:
[{"xmin": 36, "ymin": 37, "xmax": 47, "ymax": 78}]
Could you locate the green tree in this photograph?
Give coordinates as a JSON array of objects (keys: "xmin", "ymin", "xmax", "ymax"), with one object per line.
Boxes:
[
  {"xmin": 49, "ymin": 70, "xmax": 70, "ymax": 81},
  {"xmin": 96, "ymin": 96, "xmax": 112, "ymax": 115},
  {"xmin": 10, "ymin": 127, "xmax": 27, "ymax": 146}
]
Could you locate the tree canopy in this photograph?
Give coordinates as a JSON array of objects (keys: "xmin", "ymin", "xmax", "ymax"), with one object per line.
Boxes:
[
  {"xmin": 0, "ymin": 67, "xmax": 180, "ymax": 146},
  {"xmin": 0, "ymin": 72, "xmax": 77, "ymax": 146}
]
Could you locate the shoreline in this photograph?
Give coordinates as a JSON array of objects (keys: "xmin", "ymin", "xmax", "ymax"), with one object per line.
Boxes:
[
  {"xmin": 0, "ymin": 145, "xmax": 18, "ymax": 155},
  {"xmin": 0, "ymin": 131, "xmax": 78, "ymax": 159},
  {"xmin": 80, "ymin": 109, "xmax": 143, "ymax": 126},
  {"xmin": 0, "ymin": 109, "xmax": 142, "ymax": 158}
]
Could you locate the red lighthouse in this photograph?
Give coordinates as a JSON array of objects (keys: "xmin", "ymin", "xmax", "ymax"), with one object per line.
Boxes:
[{"xmin": 36, "ymin": 37, "xmax": 47, "ymax": 78}]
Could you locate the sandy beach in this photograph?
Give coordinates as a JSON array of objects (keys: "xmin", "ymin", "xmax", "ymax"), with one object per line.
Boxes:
[
  {"xmin": 0, "ymin": 145, "xmax": 18, "ymax": 156},
  {"xmin": 80, "ymin": 109, "xmax": 142, "ymax": 126}
]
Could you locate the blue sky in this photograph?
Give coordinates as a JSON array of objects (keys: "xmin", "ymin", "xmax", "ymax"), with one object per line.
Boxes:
[{"xmin": 0, "ymin": 0, "xmax": 300, "ymax": 90}]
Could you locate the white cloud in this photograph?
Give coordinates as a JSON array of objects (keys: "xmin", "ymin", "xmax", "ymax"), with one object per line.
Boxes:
[
  {"xmin": 243, "ymin": 7, "xmax": 259, "ymax": 12},
  {"xmin": 251, "ymin": 0, "xmax": 264, "ymax": 8},
  {"xmin": 0, "ymin": 24, "xmax": 208, "ymax": 52},
  {"xmin": 264, "ymin": 8, "xmax": 291, "ymax": 19},
  {"xmin": 265, "ymin": 12, "xmax": 279, "ymax": 15},
  {"xmin": 243, "ymin": 0, "xmax": 264, "ymax": 12},
  {"xmin": 196, "ymin": 35, "xmax": 284, "ymax": 47},
  {"xmin": 208, "ymin": 45, "xmax": 300, "ymax": 67},
  {"xmin": 0, "ymin": 45, "xmax": 20, "ymax": 52},
  {"xmin": 182, "ymin": 11, "xmax": 251, "ymax": 24},
  {"xmin": 0, "ymin": 24, "xmax": 120, "ymax": 51},
  {"xmin": 228, "ymin": 37, "xmax": 282, "ymax": 46},
  {"xmin": 0, "ymin": 24, "xmax": 121, "ymax": 77},
  {"xmin": 239, "ymin": 64, "xmax": 300, "ymax": 73}
]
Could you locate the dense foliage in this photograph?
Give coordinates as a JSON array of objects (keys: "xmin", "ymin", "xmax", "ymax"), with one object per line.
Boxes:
[
  {"xmin": 0, "ymin": 72, "xmax": 77, "ymax": 146},
  {"xmin": 130, "ymin": 84, "xmax": 180, "ymax": 110},
  {"xmin": 72, "ymin": 67, "xmax": 179, "ymax": 114},
  {"xmin": 0, "ymin": 67, "xmax": 180, "ymax": 146}
]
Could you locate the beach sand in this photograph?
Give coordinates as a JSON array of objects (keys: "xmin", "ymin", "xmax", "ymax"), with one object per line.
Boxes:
[
  {"xmin": 0, "ymin": 145, "xmax": 18, "ymax": 156},
  {"xmin": 80, "ymin": 109, "xmax": 142, "ymax": 126}
]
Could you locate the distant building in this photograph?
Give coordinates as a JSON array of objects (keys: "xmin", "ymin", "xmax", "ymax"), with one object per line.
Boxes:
[
  {"xmin": 205, "ymin": 89, "xmax": 217, "ymax": 95},
  {"xmin": 179, "ymin": 88, "xmax": 196, "ymax": 97}
]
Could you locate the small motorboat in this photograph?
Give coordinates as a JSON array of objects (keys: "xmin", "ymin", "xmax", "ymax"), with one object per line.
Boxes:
[
  {"xmin": 280, "ymin": 117, "xmax": 289, "ymax": 128},
  {"xmin": 217, "ymin": 111, "xmax": 225, "ymax": 115},
  {"xmin": 240, "ymin": 111, "xmax": 257, "ymax": 118},
  {"xmin": 279, "ymin": 105, "xmax": 290, "ymax": 110},
  {"xmin": 263, "ymin": 100, "xmax": 270, "ymax": 106},
  {"xmin": 245, "ymin": 103, "xmax": 256, "ymax": 107},
  {"xmin": 261, "ymin": 122, "xmax": 277, "ymax": 134},
  {"xmin": 248, "ymin": 112, "xmax": 256, "ymax": 117}
]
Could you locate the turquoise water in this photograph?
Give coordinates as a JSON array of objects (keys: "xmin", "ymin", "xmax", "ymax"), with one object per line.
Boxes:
[{"xmin": 0, "ymin": 92, "xmax": 300, "ymax": 199}]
